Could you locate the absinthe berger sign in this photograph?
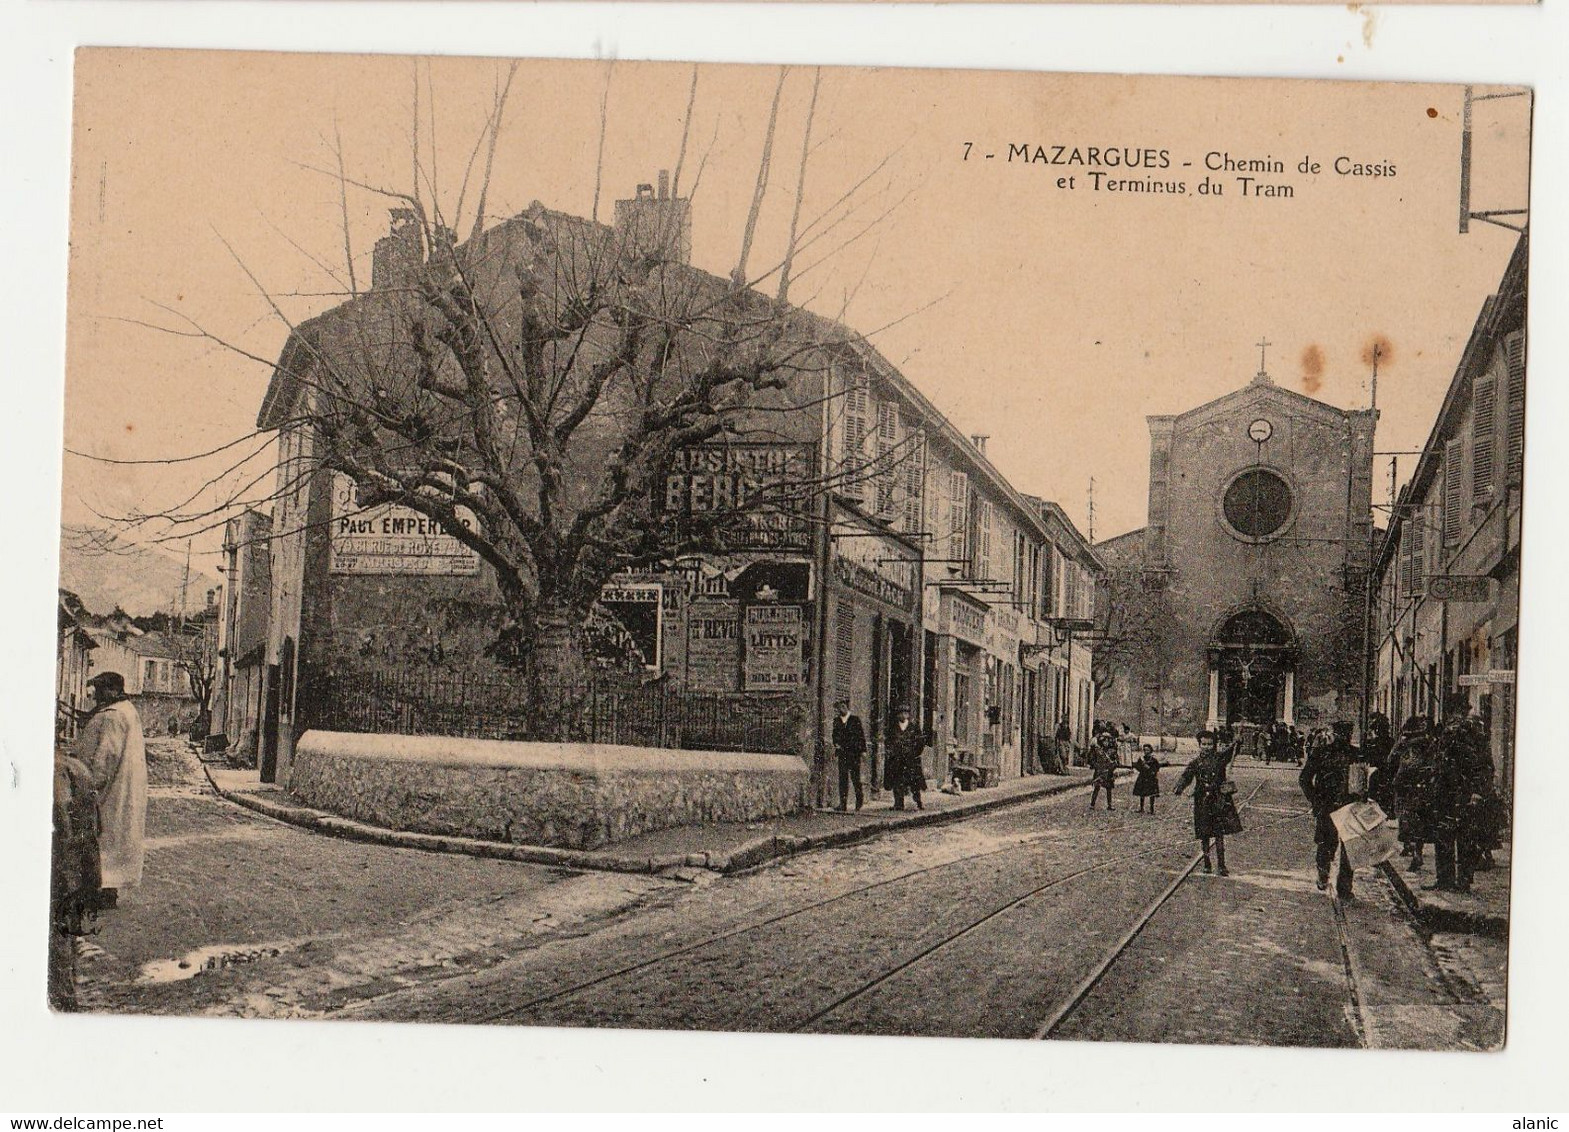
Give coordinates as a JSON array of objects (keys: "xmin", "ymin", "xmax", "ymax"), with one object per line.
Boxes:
[
  {"xmin": 663, "ymin": 443, "xmax": 815, "ymax": 553},
  {"xmin": 329, "ymin": 473, "xmax": 481, "ymax": 576}
]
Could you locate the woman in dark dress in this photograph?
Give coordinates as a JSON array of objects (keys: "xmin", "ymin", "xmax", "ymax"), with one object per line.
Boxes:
[
  {"xmin": 1174, "ymin": 730, "xmax": 1239, "ymax": 875},
  {"xmin": 1131, "ymin": 744, "xmax": 1167, "ymax": 814}
]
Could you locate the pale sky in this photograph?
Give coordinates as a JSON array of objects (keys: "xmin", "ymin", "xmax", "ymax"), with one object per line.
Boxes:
[{"xmin": 62, "ymin": 51, "xmax": 1531, "ymax": 573}]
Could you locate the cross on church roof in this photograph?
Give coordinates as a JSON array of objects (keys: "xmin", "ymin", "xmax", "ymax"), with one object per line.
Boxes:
[{"xmin": 1253, "ymin": 337, "xmax": 1274, "ymax": 385}]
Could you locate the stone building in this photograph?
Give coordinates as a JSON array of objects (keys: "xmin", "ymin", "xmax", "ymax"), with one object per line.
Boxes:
[
  {"xmin": 211, "ymin": 509, "xmax": 273, "ymax": 766},
  {"xmin": 1095, "ymin": 361, "xmax": 1377, "ymax": 737},
  {"xmin": 1372, "ymin": 235, "xmax": 1525, "ymax": 797},
  {"xmin": 252, "ymin": 177, "xmax": 1095, "ymax": 821}
]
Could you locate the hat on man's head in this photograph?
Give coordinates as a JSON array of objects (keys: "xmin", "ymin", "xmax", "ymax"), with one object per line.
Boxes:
[
  {"xmin": 86, "ymin": 671, "xmax": 125, "ymax": 695},
  {"xmin": 1332, "ymin": 720, "xmax": 1354, "ymax": 735},
  {"xmin": 1196, "ymin": 729, "xmax": 1216, "ymax": 741}
]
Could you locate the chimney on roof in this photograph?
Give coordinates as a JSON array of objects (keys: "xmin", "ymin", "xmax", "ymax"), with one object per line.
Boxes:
[
  {"xmin": 372, "ymin": 208, "xmax": 424, "ymax": 290},
  {"xmin": 971, "ymin": 434, "xmax": 989, "ymax": 455},
  {"xmin": 615, "ymin": 170, "xmax": 692, "ymax": 266}
]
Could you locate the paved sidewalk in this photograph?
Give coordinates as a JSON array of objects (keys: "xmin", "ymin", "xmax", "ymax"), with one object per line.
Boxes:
[
  {"xmin": 207, "ymin": 763, "xmax": 1111, "ymax": 876},
  {"xmin": 1379, "ymin": 841, "xmax": 1511, "ymax": 938}
]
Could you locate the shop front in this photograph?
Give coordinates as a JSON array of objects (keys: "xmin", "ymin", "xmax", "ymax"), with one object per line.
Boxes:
[{"xmin": 825, "ymin": 507, "xmax": 922, "ymax": 795}]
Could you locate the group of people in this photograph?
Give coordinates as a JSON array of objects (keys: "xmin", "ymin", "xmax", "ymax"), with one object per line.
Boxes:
[
  {"xmin": 1085, "ymin": 730, "xmax": 1172, "ymax": 815},
  {"xmin": 1383, "ymin": 700, "xmax": 1503, "ymax": 894},
  {"xmin": 830, "ymin": 699, "xmax": 928, "ymax": 812}
]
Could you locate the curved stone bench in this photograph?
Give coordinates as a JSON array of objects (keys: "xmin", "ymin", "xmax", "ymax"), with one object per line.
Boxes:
[{"xmin": 287, "ymin": 731, "xmax": 811, "ymax": 851}]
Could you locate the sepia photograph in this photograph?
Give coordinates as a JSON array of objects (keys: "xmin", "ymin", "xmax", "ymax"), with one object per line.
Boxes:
[{"xmin": 48, "ymin": 50, "xmax": 1530, "ymax": 1056}]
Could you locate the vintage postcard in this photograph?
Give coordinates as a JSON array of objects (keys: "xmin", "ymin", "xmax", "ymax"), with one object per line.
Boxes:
[{"xmin": 53, "ymin": 50, "xmax": 1528, "ymax": 1050}]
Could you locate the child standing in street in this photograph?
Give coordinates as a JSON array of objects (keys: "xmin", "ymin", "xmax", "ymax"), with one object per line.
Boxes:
[{"xmin": 1132, "ymin": 744, "xmax": 1167, "ymax": 814}]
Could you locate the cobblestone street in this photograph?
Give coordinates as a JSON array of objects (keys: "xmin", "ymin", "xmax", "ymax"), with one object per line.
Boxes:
[{"xmin": 76, "ymin": 748, "xmax": 1504, "ymax": 1048}]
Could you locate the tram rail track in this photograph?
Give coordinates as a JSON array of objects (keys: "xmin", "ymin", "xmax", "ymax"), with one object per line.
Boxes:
[{"xmin": 461, "ymin": 786, "xmax": 1205, "ymax": 1027}]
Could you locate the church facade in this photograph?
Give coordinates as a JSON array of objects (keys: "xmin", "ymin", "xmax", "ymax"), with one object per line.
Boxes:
[{"xmin": 1094, "ymin": 365, "xmax": 1376, "ymax": 737}]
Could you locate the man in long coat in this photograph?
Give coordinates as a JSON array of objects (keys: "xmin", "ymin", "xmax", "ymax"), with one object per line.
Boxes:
[
  {"xmin": 1429, "ymin": 698, "xmax": 1494, "ymax": 893},
  {"xmin": 75, "ymin": 671, "xmax": 147, "ymax": 908},
  {"xmin": 1300, "ymin": 719, "xmax": 1359, "ymax": 899},
  {"xmin": 884, "ymin": 706, "xmax": 926, "ymax": 812}
]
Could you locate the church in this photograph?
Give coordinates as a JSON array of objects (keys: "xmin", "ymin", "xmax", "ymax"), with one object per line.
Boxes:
[{"xmin": 1093, "ymin": 352, "xmax": 1377, "ymax": 737}]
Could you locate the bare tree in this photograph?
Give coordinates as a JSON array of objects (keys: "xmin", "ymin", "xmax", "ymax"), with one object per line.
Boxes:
[
  {"xmin": 1091, "ymin": 567, "xmax": 1180, "ymax": 704},
  {"xmin": 92, "ymin": 66, "xmax": 920, "ymax": 729}
]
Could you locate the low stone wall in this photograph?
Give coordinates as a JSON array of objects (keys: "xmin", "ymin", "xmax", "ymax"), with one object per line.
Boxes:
[{"xmin": 287, "ymin": 731, "xmax": 812, "ymax": 850}]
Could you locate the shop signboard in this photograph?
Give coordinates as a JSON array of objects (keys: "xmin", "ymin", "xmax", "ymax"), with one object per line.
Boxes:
[
  {"xmin": 830, "ymin": 516, "xmax": 918, "ymax": 614},
  {"xmin": 687, "ymin": 600, "xmax": 742, "ymax": 691},
  {"xmin": 942, "ymin": 590, "xmax": 988, "ymax": 647},
  {"xmin": 663, "ymin": 443, "xmax": 816, "ymax": 552},
  {"xmin": 743, "ymin": 604, "xmax": 805, "ymax": 691},
  {"xmin": 328, "ymin": 473, "xmax": 481, "ymax": 576},
  {"xmin": 1427, "ymin": 575, "xmax": 1493, "ymax": 603},
  {"xmin": 589, "ymin": 583, "xmax": 663, "ymax": 672},
  {"xmin": 1458, "ymin": 670, "xmax": 1515, "ymax": 686}
]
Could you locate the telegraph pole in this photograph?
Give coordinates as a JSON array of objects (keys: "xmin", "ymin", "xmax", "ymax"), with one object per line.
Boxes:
[{"xmin": 1359, "ymin": 346, "xmax": 1381, "ymax": 744}]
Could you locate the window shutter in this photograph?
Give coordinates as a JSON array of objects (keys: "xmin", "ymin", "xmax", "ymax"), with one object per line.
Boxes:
[
  {"xmin": 975, "ymin": 500, "xmax": 994, "ymax": 580},
  {"xmin": 1411, "ymin": 509, "xmax": 1427, "ymax": 597},
  {"xmin": 902, "ymin": 428, "xmax": 925, "ymax": 534},
  {"xmin": 1472, "ymin": 374, "xmax": 1496, "ymax": 497},
  {"xmin": 841, "ymin": 376, "xmax": 869, "ymax": 503},
  {"xmin": 875, "ymin": 402, "xmax": 898, "ymax": 518},
  {"xmin": 1040, "ymin": 544, "xmax": 1055, "ymax": 619},
  {"xmin": 834, "ymin": 600, "xmax": 855, "ymax": 699},
  {"xmin": 1504, "ymin": 330, "xmax": 1525, "ymax": 484},
  {"xmin": 949, "ymin": 472, "xmax": 969, "ymax": 568},
  {"xmin": 1405, "ymin": 524, "xmax": 1418, "ymax": 599},
  {"xmin": 1443, "ymin": 440, "xmax": 1464, "ymax": 546}
]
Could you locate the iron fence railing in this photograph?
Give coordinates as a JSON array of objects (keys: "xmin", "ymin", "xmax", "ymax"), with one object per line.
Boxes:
[{"xmin": 297, "ymin": 666, "xmax": 799, "ymax": 755}]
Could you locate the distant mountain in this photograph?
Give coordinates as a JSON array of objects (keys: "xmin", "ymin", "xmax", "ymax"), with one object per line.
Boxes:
[{"xmin": 59, "ymin": 525, "xmax": 224, "ymax": 618}]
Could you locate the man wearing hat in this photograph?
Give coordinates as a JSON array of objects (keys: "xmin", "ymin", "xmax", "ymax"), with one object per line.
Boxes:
[
  {"xmin": 830, "ymin": 698, "xmax": 867, "ymax": 812},
  {"xmin": 1299, "ymin": 719, "xmax": 1361, "ymax": 899},
  {"xmin": 75, "ymin": 672, "xmax": 147, "ymax": 909},
  {"xmin": 884, "ymin": 705, "xmax": 927, "ymax": 812}
]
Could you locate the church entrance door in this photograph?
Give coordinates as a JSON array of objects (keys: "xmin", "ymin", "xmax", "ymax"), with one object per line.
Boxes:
[
  {"xmin": 1223, "ymin": 661, "xmax": 1283, "ymax": 726},
  {"xmin": 1206, "ymin": 608, "xmax": 1298, "ymax": 730}
]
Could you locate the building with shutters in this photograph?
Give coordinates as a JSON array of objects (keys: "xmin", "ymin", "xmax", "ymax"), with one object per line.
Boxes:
[
  {"xmin": 818, "ymin": 348, "xmax": 1099, "ymax": 795},
  {"xmin": 253, "ymin": 177, "xmax": 1097, "ymax": 802},
  {"xmin": 1371, "ymin": 234, "xmax": 1526, "ymax": 798},
  {"xmin": 1093, "ymin": 357, "xmax": 1378, "ymax": 738}
]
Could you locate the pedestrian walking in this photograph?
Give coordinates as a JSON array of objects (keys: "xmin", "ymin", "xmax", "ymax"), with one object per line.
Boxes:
[
  {"xmin": 1364, "ymin": 713, "xmax": 1396, "ymax": 814},
  {"xmin": 830, "ymin": 698, "xmax": 867, "ymax": 812},
  {"xmin": 1055, "ymin": 715, "xmax": 1073, "ymax": 771},
  {"xmin": 1427, "ymin": 696, "xmax": 1494, "ymax": 894},
  {"xmin": 884, "ymin": 706, "xmax": 927, "ymax": 812},
  {"xmin": 1088, "ymin": 732, "xmax": 1118, "ymax": 810},
  {"xmin": 74, "ymin": 671, "xmax": 147, "ymax": 909},
  {"xmin": 1174, "ymin": 730, "xmax": 1239, "ymax": 875},
  {"xmin": 1391, "ymin": 715, "xmax": 1436, "ymax": 872},
  {"xmin": 1131, "ymin": 744, "xmax": 1167, "ymax": 814},
  {"xmin": 1300, "ymin": 719, "xmax": 1360, "ymax": 899}
]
